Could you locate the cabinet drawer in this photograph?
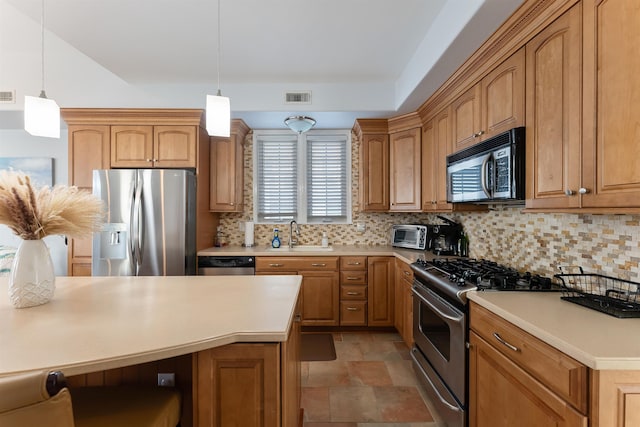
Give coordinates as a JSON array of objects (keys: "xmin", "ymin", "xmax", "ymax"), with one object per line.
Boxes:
[
  {"xmin": 340, "ymin": 271, "xmax": 367, "ymax": 285},
  {"xmin": 340, "ymin": 301, "xmax": 367, "ymax": 326},
  {"xmin": 340, "ymin": 285, "xmax": 367, "ymax": 300},
  {"xmin": 340, "ymin": 256, "xmax": 367, "ymax": 270},
  {"xmin": 470, "ymin": 303, "xmax": 588, "ymax": 413},
  {"xmin": 395, "ymin": 258, "xmax": 414, "ymax": 281},
  {"xmin": 256, "ymin": 257, "xmax": 339, "ymax": 272}
]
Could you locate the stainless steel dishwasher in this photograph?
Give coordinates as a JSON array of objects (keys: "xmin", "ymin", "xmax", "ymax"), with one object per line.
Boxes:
[{"xmin": 197, "ymin": 256, "xmax": 255, "ymax": 275}]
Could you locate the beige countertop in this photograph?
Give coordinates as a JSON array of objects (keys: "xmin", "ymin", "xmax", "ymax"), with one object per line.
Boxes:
[
  {"xmin": 468, "ymin": 291, "xmax": 640, "ymax": 370},
  {"xmin": 0, "ymin": 275, "xmax": 301, "ymax": 377},
  {"xmin": 197, "ymin": 244, "xmax": 436, "ymax": 265}
]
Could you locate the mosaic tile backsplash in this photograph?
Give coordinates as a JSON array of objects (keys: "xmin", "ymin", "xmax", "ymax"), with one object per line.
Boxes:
[{"xmin": 219, "ymin": 131, "xmax": 640, "ymax": 281}]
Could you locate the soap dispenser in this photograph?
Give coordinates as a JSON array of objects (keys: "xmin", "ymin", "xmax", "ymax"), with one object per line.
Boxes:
[
  {"xmin": 272, "ymin": 228, "xmax": 281, "ymax": 248},
  {"xmin": 321, "ymin": 232, "xmax": 329, "ymax": 248}
]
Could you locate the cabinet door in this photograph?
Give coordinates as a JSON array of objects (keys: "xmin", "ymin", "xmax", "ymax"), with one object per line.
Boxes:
[
  {"xmin": 451, "ymin": 85, "xmax": 481, "ymax": 153},
  {"xmin": 480, "ymin": 47, "xmax": 525, "ymax": 139},
  {"xmin": 591, "ymin": 370, "xmax": 640, "ymax": 427},
  {"xmin": 154, "ymin": 125, "xmax": 197, "ymax": 168},
  {"xmin": 393, "ymin": 260, "xmax": 405, "ymax": 338},
  {"xmin": 68, "ymin": 125, "xmax": 110, "ymax": 276},
  {"xmin": 210, "ymin": 134, "xmax": 243, "ymax": 211},
  {"xmin": 389, "ymin": 128, "xmax": 421, "ymax": 211},
  {"xmin": 281, "ymin": 297, "xmax": 301, "ymax": 427},
  {"xmin": 581, "ymin": 0, "xmax": 640, "ymax": 208},
  {"xmin": 195, "ymin": 343, "xmax": 280, "ymax": 427},
  {"xmin": 525, "ymin": 5, "xmax": 582, "ymax": 210},
  {"xmin": 403, "ymin": 279, "xmax": 413, "ymax": 347},
  {"xmin": 300, "ymin": 271, "xmax": 339, "ymax": 326},
  {"xmin": 469, "ymin": 332, "xmax": 587, "ymax": 427},
  {"xmin": 110, "ymin": 125, "xmax": 153, "ymax": 168},
  {"xmin": 434, "ymin": 108, "xmax": 453, "ymax": 210},
  {"xmin": 421, "ymin": 119, "xmax": 438, "ymax": 211},
  {"xmin": 367, "ymin": 257, "xmax": 394, "ymax": 326},
  {"xmin": 359, "ymin": 134, "xmax": 389, "ymax": 211}
]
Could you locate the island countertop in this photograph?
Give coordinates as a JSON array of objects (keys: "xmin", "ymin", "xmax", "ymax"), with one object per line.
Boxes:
[
  {"xmin": 0, "ymin": 275, "xmax": 301, "ymax": 377},
  {"xmin": 468, "ymin": 291, "xmax": 640, "ymax": 370}
]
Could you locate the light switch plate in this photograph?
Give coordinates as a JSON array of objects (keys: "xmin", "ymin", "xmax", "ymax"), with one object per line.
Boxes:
[{"xmin": 356, "ymin": 222, "xmax": 366, "ymax": 232}]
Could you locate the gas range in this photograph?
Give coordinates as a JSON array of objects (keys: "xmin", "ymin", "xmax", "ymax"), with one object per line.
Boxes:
[{"xmin": 411, "ymin": 258, "xmax": 560, "ymax": 305}]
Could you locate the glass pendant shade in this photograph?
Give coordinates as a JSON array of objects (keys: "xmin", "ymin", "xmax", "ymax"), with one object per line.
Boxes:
[
  {"xmin": 206, "ymin": 94, "xmax": 231, "ymax": 137},
  {"xmin": 284, "ymin": 116, "xmax": 316, "ymax": 134},
  {"xmin": 24, "ymin": 94, "xmax": 60, "ymax": 139}
]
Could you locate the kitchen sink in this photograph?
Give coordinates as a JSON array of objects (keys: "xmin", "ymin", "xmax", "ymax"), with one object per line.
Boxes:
[{"xmin": 266, "ymin": 245, "xmax": 334, "ymax": 252}]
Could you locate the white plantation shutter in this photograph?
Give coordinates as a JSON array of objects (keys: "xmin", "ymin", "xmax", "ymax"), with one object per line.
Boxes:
[
  {"xmin": 306, "ymin": 135, "xmax": 348, "ymax": 222},
  {"xmin": 254, "ymin": 130, "xmax": 351, "ymax": 224},
  {"xmin": 256, "ymin": 135, "xmax": 298, "ymax": 222}
]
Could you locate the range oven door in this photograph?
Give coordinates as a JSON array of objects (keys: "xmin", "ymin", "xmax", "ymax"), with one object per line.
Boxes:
[{"xmin": 412, "ymin": 282, "xmax": 467, "ymax": 405}]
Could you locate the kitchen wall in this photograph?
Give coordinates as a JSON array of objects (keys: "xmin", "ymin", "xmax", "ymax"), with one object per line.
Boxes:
[
  {"xmin": 0, "ymin": 129, "xmax": 69, "ymax": 275},
  {"xmin": 219, "ymin": 131, "xmax": 640, "ymax": 281}
]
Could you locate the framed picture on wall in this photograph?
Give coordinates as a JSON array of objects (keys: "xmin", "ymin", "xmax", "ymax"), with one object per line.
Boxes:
[{"xmin": 0, "ymin": 157, "xmax": 53, "ymax": 188}]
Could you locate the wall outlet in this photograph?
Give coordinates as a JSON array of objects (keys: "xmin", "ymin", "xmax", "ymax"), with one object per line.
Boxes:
[
  {"xmin": 356, "ymin": 222, "xmax": 366, "ymax": 232},
  {"xmin": 157, "ymin": 373, "xmax": 175, "ymax": 387}
]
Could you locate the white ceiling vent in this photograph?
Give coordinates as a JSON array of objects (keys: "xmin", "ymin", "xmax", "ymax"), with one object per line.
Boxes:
[
  {"xmin": 285, "ymin": 91, "xmax": 312, "ymax": 105},
  {"xmin": 0, "ymin": 90, "xmax": 16, "ymax": 104}
]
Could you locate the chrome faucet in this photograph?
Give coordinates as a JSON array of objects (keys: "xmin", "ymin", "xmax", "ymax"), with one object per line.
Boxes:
[{"xmin": 289, "ymin": 220, "xmax": 300, "ymax": 248}]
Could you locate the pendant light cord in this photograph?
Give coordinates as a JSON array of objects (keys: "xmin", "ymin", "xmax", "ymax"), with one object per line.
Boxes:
[
  {"xmin": 216, "ymin": 0, "xmax": 221, "ymax": 96},
  {"xmin": 40, "ymin": 0, "xmax": 46, "ymax": 97}
]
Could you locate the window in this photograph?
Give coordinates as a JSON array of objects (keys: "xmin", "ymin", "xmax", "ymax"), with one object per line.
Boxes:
[{"xmin": 253, "ymin": 130, "xmax": 351, "ymax": 224}]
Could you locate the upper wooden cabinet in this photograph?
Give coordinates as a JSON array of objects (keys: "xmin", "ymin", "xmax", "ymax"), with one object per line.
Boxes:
[
  {"xmin": 422, "ymin": 107, "xmax": 453, "ymax": 211},
  {"xmin": 580, "ymin": 0, "xmax": 640, "ymax": 210},
  {"xmin": 353, "ymin": 119, "xmax": 389, "ymax": 212},
  {"xmin": 525, "ymin": 4, "xmax": 582, "ymax": 210},
  {"xmin": 389, "ymin": 113, "xmax": 421, "ymax": 212},
  {"xmin": 209, "ymin": 120, "xmax": 250, "ymax": 212},
  {"xmin": 111, "ymin": 125, "xmax": 197, "ymax": 168},
  {"xmin": 452, "ymin": 48, "xmax": 525, "ymax": 153}
]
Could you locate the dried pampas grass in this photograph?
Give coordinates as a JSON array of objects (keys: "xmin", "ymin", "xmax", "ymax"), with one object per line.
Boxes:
[{"xmin": 0, "ymin": 170, "xmax": 104, "ymax": 240}]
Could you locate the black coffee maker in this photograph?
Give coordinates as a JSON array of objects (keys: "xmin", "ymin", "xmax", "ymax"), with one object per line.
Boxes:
[{"xmin": 428, "ymin": 216, "xmax": 465, "ymax": 256}]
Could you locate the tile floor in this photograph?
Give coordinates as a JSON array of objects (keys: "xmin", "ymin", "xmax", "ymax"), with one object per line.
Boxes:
[{"xmin": 301, "ymin": 331, "xmax": 440, "ymax": 427}]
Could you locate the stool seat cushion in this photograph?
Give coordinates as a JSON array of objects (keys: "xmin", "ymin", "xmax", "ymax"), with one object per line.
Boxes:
[{"xmin": 71, "ymin": 386, "xmax": 181, "ymax": 427}]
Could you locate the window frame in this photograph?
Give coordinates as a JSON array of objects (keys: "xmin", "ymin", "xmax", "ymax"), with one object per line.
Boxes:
[{"xmin": 252, "ymin": 129, "xmax": 352, "ymax": 225}]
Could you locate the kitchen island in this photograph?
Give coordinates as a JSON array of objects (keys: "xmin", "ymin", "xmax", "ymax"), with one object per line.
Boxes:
[{"xmin": 0, "ymin": 275, "xmax": 302, "ymax": 427}]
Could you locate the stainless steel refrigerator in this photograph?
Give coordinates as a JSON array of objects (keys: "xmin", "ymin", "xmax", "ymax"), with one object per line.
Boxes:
[{"xmin": 92, "ymin": 169, "xmax": 196, "ymax": 276}]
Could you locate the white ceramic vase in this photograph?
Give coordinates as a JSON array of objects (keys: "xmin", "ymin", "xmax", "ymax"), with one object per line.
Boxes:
[{"xmin": 8, "ymin": 239, "xmax": 55, "ymax": 308}]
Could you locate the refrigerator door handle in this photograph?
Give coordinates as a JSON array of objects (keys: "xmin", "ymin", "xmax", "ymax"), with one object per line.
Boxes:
[{"xmin": 132, "ymin": 175, "xmax": 143, "ymax": 274}]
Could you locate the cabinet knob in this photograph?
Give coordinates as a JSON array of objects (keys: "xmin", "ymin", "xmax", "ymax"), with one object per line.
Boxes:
[
  {"xmin": 565, "ymin": 189, "xmax": 575, "ymax": 196},
  {"xmin": 579, "ymin": 188, "xmax": 590, "ymax": 194},
  {"xmin": 229, "ymin": 203, "xmax": 234, "ymax": 206},
  {"xmin": 473, "ymin": 130, "xmax": 485, "ymax": 138},
  {"xmin": 146, "ymin": 158, "xmax": 153, "ymax": 162},
  {"xmin": 404, "ymin": 271, "xmax": 411, "ymax": 276}
]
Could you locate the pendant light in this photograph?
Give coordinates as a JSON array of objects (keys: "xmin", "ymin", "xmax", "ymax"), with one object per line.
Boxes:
[
  {"xmin": 284, "ymin": 115, "xmax": 316, "ymax": 134},
  {"xmin": 206, "ymin": 0, "xmax": 231, "ymax": 137},
  {"xmin": 24, "ymin": 0, "xmax": 60, "ymax": 139}
]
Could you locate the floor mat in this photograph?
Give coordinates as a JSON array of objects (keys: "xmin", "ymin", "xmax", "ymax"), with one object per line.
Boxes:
[{"xmin": 300, "ymin": 333, "xmax": 336, "ymax": 361}]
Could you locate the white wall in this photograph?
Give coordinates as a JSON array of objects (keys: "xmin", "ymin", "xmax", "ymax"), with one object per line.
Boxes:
[{"xmin": 0, "ymin": 129, "xmax": 69, "ymax": 275}]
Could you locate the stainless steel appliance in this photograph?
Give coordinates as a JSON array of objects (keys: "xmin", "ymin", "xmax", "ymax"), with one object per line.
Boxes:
[
  {"xmin": 391, "ymin": 224, "xmax": 429, "ymax": 250},
  {"xmin": 198, "ymin": 256, "xmax": 255, "ymax": 275},
  {"xmin": 446, "ymin": 127, "xmax": 525, "ymax": 203},
  {"xmin": 410, "ymin": 258, "xmax": 558, "ymax": 427},
  {"xmin": 92, "ymin": 169, "xmax": 196, "ymax": 276},
  {"xmin": 429, "ymin": 217, "xmax": 462, "ymax": 256}
]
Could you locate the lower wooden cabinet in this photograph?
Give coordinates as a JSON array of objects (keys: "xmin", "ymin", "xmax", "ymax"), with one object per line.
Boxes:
[
  {"xmin": 339, "ymin": 256, "xmax": 368, "ymax": 326},
  {"xmin": 194, "ymin": 311, "xmax": 301, "ymax": 427},
  {"xmin": 367, "ymin": 257, "xmax": 395, "ymax": 326},
  {"xmin": 394, "ymin": 258, "xmax": 414, "ymax": 346},
  {"xmin": 590, "ymin": 370, "xmax": 640, "ymax": 427}
]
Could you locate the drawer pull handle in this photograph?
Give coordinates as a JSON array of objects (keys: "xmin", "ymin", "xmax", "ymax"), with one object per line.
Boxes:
[
  {"xmin": 493, "ymin": 333, "xmax": 520, "ymax": 352},
  {"xmin": 311, "ymin": 263, "xmax": 326, "ymax": 267},
  {"xmin": 346, "ymin": 307, "xmax": 359, "ymax": 311},
  {"xmin": 348, "ymin": 262, "xmax": 361, "ymax": 265},
  {"xmin": 269, "ymin": 263, "xmax": 284, "ymax": 267},
  {"xmin": 346, "ymin": 291, "xmax": 361, "ymax": 296},
  {"xmin": 346, "ymin": 277, "xmax": 360, "ymax": 280},
  {"xmin": 404, "ymin": 271, "xmax": 411, "ymax": 276}
]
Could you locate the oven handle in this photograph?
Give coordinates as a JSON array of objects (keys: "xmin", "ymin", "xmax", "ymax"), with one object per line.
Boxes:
[
  {"xmin": 412, "ymin": 286, "xmax": 464, "ymax": 323},
  {"xmin": 411, "ymin": 349, "xmax": 460, "ymax": 412}
]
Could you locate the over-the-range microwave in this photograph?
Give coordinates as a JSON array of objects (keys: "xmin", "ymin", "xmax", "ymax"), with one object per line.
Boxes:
[{"xmin": 446, "ymin": 127, "xmax": 525, "ymax": 203}]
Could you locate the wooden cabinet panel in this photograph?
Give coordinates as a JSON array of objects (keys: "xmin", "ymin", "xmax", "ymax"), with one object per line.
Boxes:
[
  {"xmin": 367, "ymin": 256, "xmax": 394, "ymax": 326},
  {"xmin": 300, "ymin": 271, "xmax": 340, "ymax": 326},
  {"xmin": 394, "ymin": 258, "xmax": 414, "ymax": 347},
  {"xmin": 435, "ymin": 108, "xmax": 453, "ymax": 211},
  {"xmin": 111, "ymin": 125, "xmax": 153, "ymax": 167},
  {"xmin": 154, "ymin": 125, "xmax": 197, "ymax": 167},
  {"xmin": 195, "ymin": 343, "xmax": 280, "ymax": 427},
  {"xmin": 359, "ymin": 133, "xmax": 390, "ymax": 211},
  {"xmin": 256, "ymin": 257, "xmax": 339, "ymax": 272},
  {"xmin": 581, "ymin": 0, "xmax": 640, "ymax": 209},
  {"xmin": 591, "ymin": 370, "xmax": 640, "ymax": 427},
  {"xmin": 281, "ymin": 298, "xmax": 301, "ymax": 427},
  {"xmin": 471, "ymin": 303, "xmax": 587, "ymax": 413},
  {"xmin": 421, "ymin": 119, "xmax": 438, "ymax": 211},
  {"xmin": 480, "ymin": 47, "xmax": 525, "ymax": 139},
  {"xmin": 340, "ymin": 301, "xmax": 367, "ymax": 326},
  {"xmin": 389, "ymin": 128, "xmax": 421, "ymax": 211},
  {"xmin": 209, "ymin": 120, "xmax": 249, "ymax": 212},
  {"xmin": 469, "ymin": 331, "xmax": 587, "ymax": 427},
  {"xmin": 340, "ymin": 256, "xmax": 367, "ymax": 270},
  {"xmin": 340, "ymin": 285, "xmax": 367, "ymax": 300},
  {"xmin": 339, "ymin": 271, "xmax": 367, "ymax": 285},
  {"xmin": 525, "ymin": 4, "xmax": 582, "ymax": 210},
  {"xmin": 451, "ymin": 85, "xmax": 481, "ymax": 153}
]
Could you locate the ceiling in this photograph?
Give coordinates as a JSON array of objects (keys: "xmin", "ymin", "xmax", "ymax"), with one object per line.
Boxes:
[{"xmin": 0, "ymin": 0, "xmax": 525, "ymax": 131}]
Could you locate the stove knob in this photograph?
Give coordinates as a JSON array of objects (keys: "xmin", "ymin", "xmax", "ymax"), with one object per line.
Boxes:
[
  {"xmin": 449, "ymin": 274, "xmax": 458, "ymax": 283},
  {"xmin": 457, "ymin": 277, "xmax": 467, "ymax": 287}
]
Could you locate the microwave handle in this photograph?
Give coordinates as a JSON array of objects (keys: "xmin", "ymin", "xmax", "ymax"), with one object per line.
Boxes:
[{"xmin": 480, "ymin": 155, "xmax": 492, "ymax": 198}]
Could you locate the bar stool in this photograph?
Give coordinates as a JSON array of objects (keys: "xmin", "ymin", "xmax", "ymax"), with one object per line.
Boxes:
[{"xmin": 0, "ymin": 371, "xmax": 181, "ymax": 427}]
